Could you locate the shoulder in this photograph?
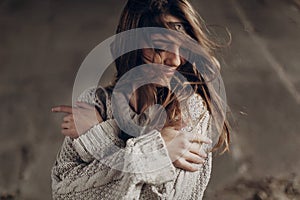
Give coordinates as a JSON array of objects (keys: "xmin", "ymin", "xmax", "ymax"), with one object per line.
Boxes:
[{"xmin": 77, "ymin": 86, "xmax": 114, "ymax": 120}]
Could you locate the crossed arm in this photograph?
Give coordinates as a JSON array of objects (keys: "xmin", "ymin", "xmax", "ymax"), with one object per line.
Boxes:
[
  {"xmin": 52, "ymin": 102, "xmax": 211, "ymax": 172},
  {"xmin": 51, "ymin": 89, "xmax": 212, "ymax": 199}
]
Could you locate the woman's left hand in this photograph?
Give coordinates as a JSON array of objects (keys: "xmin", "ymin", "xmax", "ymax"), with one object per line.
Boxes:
[{"xmin": 52, "ymin": 102, "xmax": 103, "ymax": 138}]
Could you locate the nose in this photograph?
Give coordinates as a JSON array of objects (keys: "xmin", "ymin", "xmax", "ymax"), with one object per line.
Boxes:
[{"xmin": 163, "ymin": 47, "xmax": 181, "ymax": 68}]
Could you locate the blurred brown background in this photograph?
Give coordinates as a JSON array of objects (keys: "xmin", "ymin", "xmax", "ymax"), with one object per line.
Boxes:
[{"xmin": 0, "ymin": 0, "xmax": 300, "ymax": 199}]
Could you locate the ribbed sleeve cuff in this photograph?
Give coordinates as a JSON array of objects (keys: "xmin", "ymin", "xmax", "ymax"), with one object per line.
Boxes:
[
  {"xmin": 124, "ymin": 130, "xmax": 176, "ymax": 185},
  {"xmin": 73, "ymin": 119, "xmax": 122, "ymax": 161}
]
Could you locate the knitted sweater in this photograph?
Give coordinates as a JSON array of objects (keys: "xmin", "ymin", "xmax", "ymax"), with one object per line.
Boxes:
[{"xmin": 51, "ymin": 87, "xmax": 212, "ymax": 200}]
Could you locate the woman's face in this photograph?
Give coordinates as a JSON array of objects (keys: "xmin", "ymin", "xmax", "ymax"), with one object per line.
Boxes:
[{"xmin": 142, "ymin": 15, "xmax": 187, "ymax": 78}]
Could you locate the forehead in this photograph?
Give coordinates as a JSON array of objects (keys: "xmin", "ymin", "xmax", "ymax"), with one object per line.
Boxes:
[{"xmin": 163, "ymin": 14, "xmax": 183, "ymax": 23}]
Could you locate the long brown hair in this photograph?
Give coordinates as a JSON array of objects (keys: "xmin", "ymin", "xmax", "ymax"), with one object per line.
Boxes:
[{"xmin": 102, "ymin": 0, "xmax": 230, "ymax": 153}]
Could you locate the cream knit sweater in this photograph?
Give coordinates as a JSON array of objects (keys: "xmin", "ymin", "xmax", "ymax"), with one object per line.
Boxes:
[{"xmin": 51, "ymin": 87, "xmax": 212, "ymax": 200}]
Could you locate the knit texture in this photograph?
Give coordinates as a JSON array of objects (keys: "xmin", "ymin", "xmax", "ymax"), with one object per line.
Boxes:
[{"xmin": 51, "ymin": 87, "xmax": 212, "ymax": 200}]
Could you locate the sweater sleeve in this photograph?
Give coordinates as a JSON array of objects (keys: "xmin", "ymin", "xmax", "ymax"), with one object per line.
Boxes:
[
  {"xmin": 51, "ymin": 88, "xmax": 176, "ymax": 199},
  {"xmin": 51, "ymin": 132, "xmax": 175, "ymax": 199},
  {"xmin": 138, "ymin": 152, "xmax": 212, "ymax": 200},
  {"xmin": 139, "ymin": 104, "xmax": 213, "ymax": 200}
]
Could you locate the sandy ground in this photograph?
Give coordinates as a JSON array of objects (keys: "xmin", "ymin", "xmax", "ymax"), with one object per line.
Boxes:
[{"xmin": 0, "ymin": 0, "xmax": 299, "ymax": 199}]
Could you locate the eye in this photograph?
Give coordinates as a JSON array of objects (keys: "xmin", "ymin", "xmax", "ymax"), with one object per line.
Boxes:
[
  {"xmin": 167, "ymin": 22, "xmax": 187, "ymax": 32},
  {"xmin": 174, "ymin": 24, "xmax": 183, "ymax": 31}
]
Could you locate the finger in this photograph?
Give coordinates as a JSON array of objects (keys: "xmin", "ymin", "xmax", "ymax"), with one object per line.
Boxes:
[
  {"xmin": 185, "ymin": 152, "xmax": 205, "ymax": 164},
  {"xmin": 63, "ymin": 114, "xmax": 74, "ymax": 122},
  {"xmin": 52, "ymin": 105, "xmax": 73, "ymax": 114},
  {"xmin": 75, "ymin": 101, "xmax": 94, "ymax": 109},
  {"xmin": 189, "ymin": 143, "xmax": 207, "ymax": 158},
  {"xmin": 198, "ymin": 147, "xmax": 208, "ymax": 158},
  {"xmin": 173, "ymin": 158, "xmax": 198, "ymax": 172},
  {"xmin": 187, "ymin": 134, "xmax": 212, "ymax": 144},
  {"xmin": 72, "ymin": 107, "xmax": 92, "ymax": 115},
  {"xmin": 61, "ymin": 129, "xmax": 79, "ymax": 139}
]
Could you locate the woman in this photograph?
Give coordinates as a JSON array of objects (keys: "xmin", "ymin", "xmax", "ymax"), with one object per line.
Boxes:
[{"xmin": 51, "ymin": 0, "xmax": 230, "ymax": 199}]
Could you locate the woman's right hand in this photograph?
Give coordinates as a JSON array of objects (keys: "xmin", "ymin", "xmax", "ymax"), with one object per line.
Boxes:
[
  {"xmin": 52, "ymin": 102, "xmax": 103, "ymax": 138},
  {"xmin": 161, "ymin": 126, "xmax": 212, "ymax": 172}
]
